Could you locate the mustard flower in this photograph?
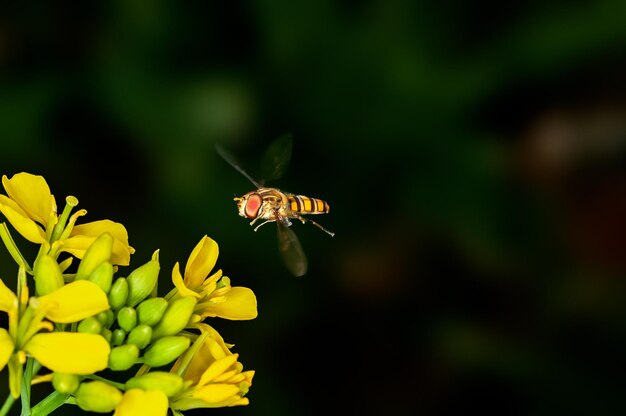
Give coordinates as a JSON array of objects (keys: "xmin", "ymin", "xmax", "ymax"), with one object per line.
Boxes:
[
  {"xmin": 0, "ymin": 276, "xmax": 110, "ymax": 397},
  {"xmin": 0, "ymin": 173, "xmax": 259, "ymax": 415},
  {"xmin": 0, "ymin": 173, "xmax": 134, "ymax": 265},
  {"xmin": 170, "ymin": 324, "xmax": 254, "ymax": 410},
  {"xmin": 171, "ymin": 236, "xmax": 257, "ymax": 320}
]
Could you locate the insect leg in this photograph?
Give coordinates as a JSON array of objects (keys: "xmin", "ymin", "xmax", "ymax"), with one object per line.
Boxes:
[
  {"xmin": 253, "ymin": 219, "xmax": 275, "ymax": 232},
  {"xmin": 292, "ymin": 214, "xmax": 335, "ymax": 237}
]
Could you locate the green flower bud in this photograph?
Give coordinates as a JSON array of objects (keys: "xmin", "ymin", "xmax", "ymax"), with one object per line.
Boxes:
[
  {"xmin": 127, "ymin": 253, "xmax": 160, "ymax": 307},
  {"xmin": 108, "ymin": 277, "xmax": 129, "ymax": 310},
  {"xmin": 151, "ymin": 297, "xmax": 197, "ymax": 340},
  {"xmin": 96, "ymin": 310, "xmax": 115, "ymax": 328},
  {"xmin": 136, "ymin": 297, "xmax": 168, "ymax": 327},
  {"xmin": 127, "ymin": 324, "xmax": 152, "ymax": 349},
  {"xmin": 108, "ymin": 344, "xmax": 139, "ymax": 371},
  {"xmin": 87, "ymin": 261, "xmax": 113, "ymax": 294},
  {"xmin": 75, "ymin": 233, "xmax": 113, "ymax": 280},
  {"xmin": 34, "ymin": 255, "xmax": 64, "ymax": 296},
  {"xmin": 101, "ymin": 329, "xmax": 112, "ymax": 344},
  {"xmin": 52, "ymin": 373, "xmax": 79, "ymax": 394},
  {"xmin": 74, "ymin": 380, "xmax": 122, "ymax": 413},
  {"xmin": 125, "ymin": 372, "xmax": 184, "ymax": 397},
  {"xmin": 117, "ymin": 306, "xmax": 137, "ymax": 332},
  {"xmin": 111, "ymin": 328, "xmax": 126, "ymax": 346},
  {"xmin": 143, "ymin": 336, "xmax": 190, "ymax": 367},
  {"xmin": 77, "ymin": 317, "xmax": 102, "ymax": 334}
]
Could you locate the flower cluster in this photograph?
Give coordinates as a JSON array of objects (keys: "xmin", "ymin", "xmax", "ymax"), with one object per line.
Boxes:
[{"xmin": 0, "ymin": 173, "xmax": 257, "ymax": 415}]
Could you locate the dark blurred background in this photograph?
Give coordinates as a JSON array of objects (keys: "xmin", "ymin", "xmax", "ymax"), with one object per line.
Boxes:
[{"xmin": 1, "ymin": 1, "xmax": 626, "ymax": 415}]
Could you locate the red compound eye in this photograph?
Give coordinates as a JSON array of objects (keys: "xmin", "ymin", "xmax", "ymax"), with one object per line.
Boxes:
[{"xmin": 244, "ymin": 194, "xmax": 262, "ymax": 219}]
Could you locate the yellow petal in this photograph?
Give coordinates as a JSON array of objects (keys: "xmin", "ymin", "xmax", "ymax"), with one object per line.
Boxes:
[
  {"xmin": 0, "ymin": 195, "xmax": 46, "ymax": 243},
  {"xmin": 70, "ymin": 220, "xmax": 135, "ymax": 265},
  {"xmin": 0, "ymin": 278, "xmax": 17, "ymax": 313},
  {"xmin": 202, "ymin": 287, "xmax": 257, "ymax": 320},
  {"xmin": 198, "ymin": 354, "xmax": 238, "ymax": 386},
  {"xmin": 24, "ymin": 332, "xmax": 110, "ymax": 374},
  {"xmin": 38, "ymin": 280, "xmax": 109, "ymax": 323},
  {"xmin": 172, "ymin": 263, "xmax": 200, "ymax": 298},
  {"xmin": 0, "ymin": 328, "xmax": 14, "ymax": 371},
  {"xmin": 2, "ymin": 173, "xmax": 53, "ymax": 226},
  {"xmin": 193, "ymin": 383, "xmax": 240, "ymax": 404},
  {"xmin": 62, "ymin": 235, "xmax": 133, "ymax": 266},
  {"xmin": 114, "ymin": 389, "xmax": 168, "ymax": 416},
  {"xmin": 184, "ymin": 236, "xmax": 218, "ymax": 289}
]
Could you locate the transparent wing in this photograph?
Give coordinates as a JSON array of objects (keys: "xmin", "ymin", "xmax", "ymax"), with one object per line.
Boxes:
[
  {"xmin": 260, "ymin": 133, "xmax": 293, "ymax": 183},
  {"xmin": 277, "ymin": 219, "xmax": 308, "ymax": 277},
  {"xmin": 215, "ymin": 143, "xmax": 264, "ymax": 188}
]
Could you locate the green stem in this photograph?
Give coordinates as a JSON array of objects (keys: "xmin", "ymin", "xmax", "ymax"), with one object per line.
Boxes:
[
  {"xmin": 0, "ymin": 394, "xmax": 15, "ymax": 416},
  {"xmin": 20, "ymin": 358, "xmax": 34, "ymax": 416},
  {"xmin": 30, "ymin": 391, "xmax": 70, "ymax": 416},
  {"xmin": 0, "ymin": 223, "xmax": 32, "ymax": 273}
]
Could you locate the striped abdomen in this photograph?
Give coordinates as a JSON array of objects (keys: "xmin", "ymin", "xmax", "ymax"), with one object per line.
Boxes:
[{"xmin": 287, "ymin": 194, "xmax": 329, "ymax": 215}]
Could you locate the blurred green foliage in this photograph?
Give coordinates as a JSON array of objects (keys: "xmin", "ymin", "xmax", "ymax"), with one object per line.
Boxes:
[{"xmin": 1, "ymin": 0, "xmax": 626, "ymax": 414}]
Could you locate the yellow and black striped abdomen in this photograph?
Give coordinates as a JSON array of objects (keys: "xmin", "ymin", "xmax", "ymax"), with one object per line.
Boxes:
[{"xmin": 287, "ymin": 194, "xmax": 329, "ymax": 215}]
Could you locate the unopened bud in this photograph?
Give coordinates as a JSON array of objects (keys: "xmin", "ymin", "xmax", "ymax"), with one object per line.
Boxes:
[
  {"xmin": 117, "ymin": 306, "xmax": 137, "ymax": 332},
  {"xmin": 101, "ymin": 329, "xmax": 112, "ymax": 344},
  {"xmin": 108, "ymin": 344, "xmax": 139, "ymax": 371},
  {"xmin": 127, "ymin": 325, "xmax": 152, "ymax": 349},
  {"xmin": 74, "ymin": 380, "xmax": 122, "ymax": 413},
  {"xmin": 34, "ymin": 255, "xmax": 64, "ymax": 296},
  {"xmin": 143, "ymin": 336, "xmax": 190, "ymax": 367},
  {"xmin": 111, "ymin": 328, "xmax": 126, "ymax": 346},
  {"xmin": 151, "ymin": 297, "xmax": 196, "ymax": 340},
  {"xmin": 75, "ymin": 233, "xmax": 113, "ymax": 281},
  {"xmin": 136, "ymin": 297, "xmax": 168, "ymax": 327},
  {"xmin": 125, "ymin": 372, "xmax": 184, "ymax": 397},
  {"xmin": 108, "ymin": 277, "xmax": 128, "ymax": 310},
  {"xmin": 96, "ymin": 310, "xmax": 115, "ymax": 328},
  {"xmin": 77, "ymin": 317, "xmax": 102, "ymax": 334},
  {"xmin": 52, "ymin": 373, "xmax": 79, "ymax": 394},
  {"xmin": 87, "ymin": 261, "xmax": 113, "ymax": 294},
  {"xmin": 126, "ymin": 255, "xmax": 160, "ymax": 307}
]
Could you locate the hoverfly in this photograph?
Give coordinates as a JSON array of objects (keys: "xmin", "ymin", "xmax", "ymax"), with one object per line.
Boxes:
[{"xmin": 216, "ymin": 135, "xmax": 334, "ymax": 277}]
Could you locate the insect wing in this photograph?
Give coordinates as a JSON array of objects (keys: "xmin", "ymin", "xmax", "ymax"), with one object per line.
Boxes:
[
  {"xmin": 260, "ymin": 133, "xmax": 293, "ymax": 183},
  {"xmin": 215, "ymin": 143, "xmax": 264, "ymax": 188},
  {"xmin": 277, "ymin": 219, "xmax": 308, "ymax": 277}
]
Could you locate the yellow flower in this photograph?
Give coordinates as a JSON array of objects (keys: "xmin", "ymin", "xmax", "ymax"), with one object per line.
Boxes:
[
  {"xmin": 172, "ymin": 235, "xmax": 257, "ymax": 320},
  {"xmin": 0, "ymin": 277, "xmax": 111, "ymax": 396},
  {"xmin": 0, "ymin": 173, "xmax": 135, "ymax": 265},
  {"xmin": 170, "ymin": 324, "xmax": 254, "ymax": 410}
]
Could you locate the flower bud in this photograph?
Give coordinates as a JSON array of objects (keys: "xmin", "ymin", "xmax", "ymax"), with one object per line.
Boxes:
[
  {"xmin": 52, "ymin": 373, "xmax": 79, "ymax": 394},
  {"xmin": 125, "ymin": 372, "xmax": 184, "ymax": 397},
  {"xmin": 136, "ymin": 297, "xmax": 168, "ymax": 327},
  {"xmin": 96, "ymin": 310, "xmax": 115, "ymax": 328},
  {"xmin": 34, "ymin": 255, "xmax": 64, "ymax": 296},
  {"xmin": 74, "ymin": 380, "xmax": 122, "ymax": 413},
  {"xmin": 77, "ymin": 317, "xmax": 102, "ymax": 334},
  {"xmin": 108, "ymin": 277, "xmax": 128, "ymax": 310},
  {"xmin": 111, "ymin": 328, "xmax": 126, "ymax": 346},
  {"xmin": 127, "ymin": 324, "xmax": 152, "ymax": 350},
  {"xmin": 108, "ymin": 344, "xmax": 139, "ymax": 371},
  {"xmin": 127, "ymin": 254, "xmax": 160, "ymax": 307},
  {"xmin": 143, "ymin": 336, "xmax": 190, "ymax": 367},
  {"xmin": 117, "ymin": 306, "xmax": 137, "ymax": 332},
  {"xmin": 87, "ymin": 261, "xmax": 113, "ymax": 294},
  {"xmin": 101, "ymin": 329, "xmax": 112, "ymax": 344},
  {"xmin": 75, "ymin": 233, "xmax": 113, "ymax": 281},
  {"xmin": 151, "ymin": 297, "xmax": 197, "ymax": 340}
]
